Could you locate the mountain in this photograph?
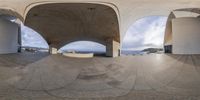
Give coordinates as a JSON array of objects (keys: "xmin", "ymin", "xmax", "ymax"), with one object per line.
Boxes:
[{"xmin": 142, "ymin": 48, "xmax": 163, "ymax": 53}]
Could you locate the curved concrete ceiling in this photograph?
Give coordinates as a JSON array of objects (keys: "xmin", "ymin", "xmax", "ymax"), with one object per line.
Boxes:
[
  {"xmin": 24, "ymin": 3, "xmax": 120, "ymax": 48},
  {"xmin": 0, "ymin": 0, "xmax": 200, "ymax": 47}
]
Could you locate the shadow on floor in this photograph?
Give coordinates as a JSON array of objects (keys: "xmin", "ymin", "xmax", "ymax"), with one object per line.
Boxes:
[
  {"xmin": 0, "ymin": 51, "xmax": 49, "ymax": 68},
  {"xmin": 165, "ymin": 53, "xmax": 200, "ymax": 66}
]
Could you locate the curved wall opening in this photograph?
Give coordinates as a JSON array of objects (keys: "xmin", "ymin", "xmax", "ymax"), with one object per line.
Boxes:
[
  {"xmin": 24, "ymin": 3, "xmax": 120, "ymax": 47},
  {"xmin": 59, "ymin": 41, "xmax": 106, "ymax": 56},
  {"xmin": 21, "ymin": 24, "xmax": 49, "ymax": 52},
  {"xmin": 122, "ymin": 16, "xmax": 167, "ymax": 55},
  {"xmin": 24, "ymin": 3, "xmax": 120, "ymax": 57}
]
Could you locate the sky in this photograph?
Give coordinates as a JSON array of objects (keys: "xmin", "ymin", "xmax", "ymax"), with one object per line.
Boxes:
[
  {"xmin": 21, "ymin": 24, "xmax": 49, "ymax": 48},
  {"xmin": 59, "ymin": 41, "xmax": 106, "ymax": 52},
  {"xmin": 122, "ymin": 16, "xmax": 167, "ymax": 50},
  {"xmin": 21, "ymin": 16, "xmax": 167, "ymax": 51}
]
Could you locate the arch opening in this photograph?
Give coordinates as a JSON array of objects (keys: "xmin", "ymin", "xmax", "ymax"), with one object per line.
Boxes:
[
  {"xmin": 24, "ymin": 3, "xmax": 120, "ymax": 57},
  {"xmin": 20, "ymin": 24, "xmax": 49, "ymax": 53},
  {"xmin": 59, "ymin": 41, "xmax": 106, "ymax": 57},
  {"xmin": 122, "ymin": 16, "xmax": 167, "ymax": 55}
]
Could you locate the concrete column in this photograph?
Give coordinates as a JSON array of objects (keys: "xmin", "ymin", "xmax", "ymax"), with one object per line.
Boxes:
[
  {"xmin": 0, "ymin": 18, "xmax": 19, "ymax": 54},
  {"xmin": 106, "ymin": 39, "xmax": 120, "ymax": 57},
  {"xmin": 164, "ymin": 12, "xmax": 176, "ymax": 53},
  {"xmin": 17, "ymin": 24, "xmax": 21, "ymax": 52},
  {"xmin": 49, "ymin": 46, "xmax": 58, "ymax": 54}
]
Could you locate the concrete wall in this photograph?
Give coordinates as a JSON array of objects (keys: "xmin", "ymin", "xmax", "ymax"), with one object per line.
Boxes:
[
  {"xmin": 172, "ymin": 17, "xmax": 200, "ymax": 54},
  {"xmin": 0, "ymin": 18, "xmax": 19, "ymax": 54}
]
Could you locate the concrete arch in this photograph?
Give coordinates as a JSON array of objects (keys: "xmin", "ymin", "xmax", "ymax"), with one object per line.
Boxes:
[
  {"xmin": 163, "ymin": 12, "xmax": 176, "ymax": 53},
  {"xmin": 23, "ymin": 1, "xmax": 121, "ymax": 40},
  {"xmin": 174, "ymin": 8, "xmax": 200, "ymax": 14},
  {"xmin": 24, "ymin": 3, "xmax": 120, "ymax": 57},
  {"xmin": 0, "ymin": 7, "xmax": 23, "ymax": 21},
  {"xmin": 25, "ymin": 3, "xmax": 120, "ymax": 44},
  {"xmin": 164, "ymin": 12, "xmax": 176, "ymax": 45}
]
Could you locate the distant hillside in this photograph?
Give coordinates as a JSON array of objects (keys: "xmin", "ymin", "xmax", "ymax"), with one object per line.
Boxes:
[
  {"xmin": 121, "ymin": 50, "xmax": 144, "ymax": 55},
  {"xmin": 142, "ymin": 48, "xmax": 163, "ymax": 53}
]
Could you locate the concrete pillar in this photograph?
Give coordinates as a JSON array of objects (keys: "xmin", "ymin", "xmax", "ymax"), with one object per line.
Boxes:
[
  {"xmin": 49, "ymin": 46, "xmax": 58, "ymax": 54},
  {"xmin": 106, "ymin": 39, "xmax": 120, "ymax": 57},
  {"xmin": 0, "ymin": 18, "xmax": 19, "ymax": 54},
  {"xmin": 164, "ymin": 12, "xmax": 175, "ymax": 53},
  {"xmin": 17, "ymin": 24, "xmax": 21, "ymax": 52}
]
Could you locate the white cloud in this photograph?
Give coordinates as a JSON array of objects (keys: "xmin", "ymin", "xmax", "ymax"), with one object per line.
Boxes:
[
  {"xmin": 21, "ymin": 24, "xmax": 49, "ymax": 48},
  {"xmin": 143, "ymin": 17, "xmax": 167, "ymax": 47},
  {"xmin": 122, "ymin": 16, "xmax": 167, "ymax": 50},
  {"xmin": 59, "ymin": 41, "xmax": 106, "ymax": 52}
]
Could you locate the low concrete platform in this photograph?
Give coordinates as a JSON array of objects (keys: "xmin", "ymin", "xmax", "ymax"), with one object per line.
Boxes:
[
  {"xmin": 0, "ymin": 52, "xmax": 200, "ymax": 100},
  {"xmin": 62, "ymin": 52, "xmax": 94, "ymax": 58}
]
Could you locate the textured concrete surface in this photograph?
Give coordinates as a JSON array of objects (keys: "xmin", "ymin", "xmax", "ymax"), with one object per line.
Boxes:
[{"xmin": 1, "ymin": 53, "xmax": 200, "ymax": 99}]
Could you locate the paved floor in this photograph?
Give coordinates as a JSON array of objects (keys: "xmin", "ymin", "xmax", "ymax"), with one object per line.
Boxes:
[{"xmin": 0, "ymin": 52, "xmax": 200, "ymax": 100}]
